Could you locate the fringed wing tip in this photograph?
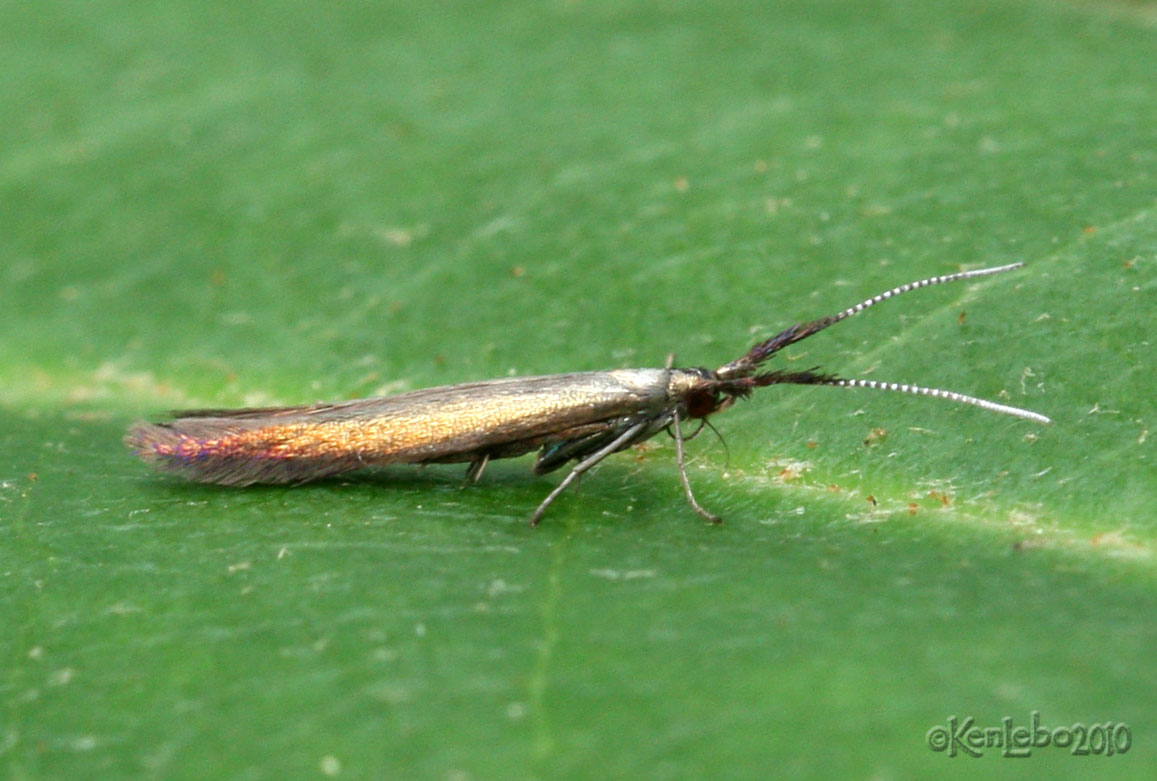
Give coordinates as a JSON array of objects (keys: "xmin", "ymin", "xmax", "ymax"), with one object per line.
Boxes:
[
  {"xmin": 124, "ymin": 418, "xmax": 248, "ymax": 483},
  {"xmin": 124, "ymin": 420, "xmax": 178, "ymax": 461},
  {"xmin": 124, "ymin": 417, "xmax": 358, "ymax": 487}
]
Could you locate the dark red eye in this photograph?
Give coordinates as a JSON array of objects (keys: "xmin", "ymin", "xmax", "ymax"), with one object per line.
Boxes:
[{"xmin": 685, "ymin": 390, "xmax": 719, "ymax": 419}]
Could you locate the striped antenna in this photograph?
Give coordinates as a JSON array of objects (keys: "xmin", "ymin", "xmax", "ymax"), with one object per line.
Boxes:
[
  {"xmin": 821, "ymin": 263, "xmax": 1023, "ymax": 331},
  {"xmin": 825, "ymin": 378, "xmax": 1051, "ymax": 424},
  {"xmin": 717, "ymin": 262, "xmax": 1025, "ymax": 378},
  {"xmin": 751, "ymin": 369, "xmax": 1051, "ymax": 424}
]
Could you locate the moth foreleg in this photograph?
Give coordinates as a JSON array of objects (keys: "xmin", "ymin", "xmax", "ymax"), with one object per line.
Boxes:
[{"xmin": 672, "ymin": 409, "xmax": 722, "ymax": 525}]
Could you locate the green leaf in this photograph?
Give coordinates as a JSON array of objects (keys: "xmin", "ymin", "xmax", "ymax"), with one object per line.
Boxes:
[{"xmin": 3, "ymin": 0, "xmax": 1153, "ymax": 777}]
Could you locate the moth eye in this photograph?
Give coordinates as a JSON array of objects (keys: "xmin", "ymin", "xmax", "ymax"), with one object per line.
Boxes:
[{"xmin": 685, "ymin": 390, "xmax": 719, "ymax": 419}]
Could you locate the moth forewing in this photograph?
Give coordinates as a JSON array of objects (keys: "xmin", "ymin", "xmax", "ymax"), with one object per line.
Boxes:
[{"xmin": 126, "ymin": 370, "xmax": 679, "ymax": 488}]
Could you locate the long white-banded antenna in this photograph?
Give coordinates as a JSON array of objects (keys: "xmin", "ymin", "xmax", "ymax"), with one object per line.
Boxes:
[
  {"xmin": 827, "ymin": 378, "xmax": 1052, "ymax": 424},
  {"xmin": 825, "ymin": 262, "xmax": 1024, "ymax": 327},
  {"xmin": 718, "ymin": 263, "xmax": 1028, "ymax": 378}
]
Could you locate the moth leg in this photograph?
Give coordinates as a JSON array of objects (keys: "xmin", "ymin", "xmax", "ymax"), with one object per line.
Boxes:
[
  {"xmin": 667, "ymin": 417, "xmax": 707, "ymax": 442},
  {"xmin": 672, "ymin": 409, "xmax": 722, "ymax": 525},
  {"xmin": 465, "ymin": 453, "xmax": 490, "ymax": 483},
  {"xmin": 530, "ymin": 421, "xmax": 648, "ymax": 527}
]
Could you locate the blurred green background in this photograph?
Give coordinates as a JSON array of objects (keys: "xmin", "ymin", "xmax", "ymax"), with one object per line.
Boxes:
[{"xmin": 2, "ymin": 0, "xmax": 1154, "ymax": 778}]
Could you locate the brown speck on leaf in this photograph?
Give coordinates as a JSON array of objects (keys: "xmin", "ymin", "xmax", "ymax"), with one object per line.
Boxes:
[
  {"xmin": 863, "ymin": 427, "xmax": 888, "ymax": 447},
  {"xmin": 510, "ymin": 266, "xmax": 525, "ymax": 278},
  {"xmin": 866, "ymin": 495, "xmax": 877, "ymax": 506},
  {"xmin": 907, "ymin": 503, "xmax": 919, "ymax": 516},
  {"xmin": 1083, "ymin": 225, "xmax": 1097, "ymax": 234},
  {"xmin": 631, "ymin": 442, "xmax": 654, "ymax": 463},
  {"xmin": 957, "ymin": 310, "xmax": 967, "ymax": 325}
]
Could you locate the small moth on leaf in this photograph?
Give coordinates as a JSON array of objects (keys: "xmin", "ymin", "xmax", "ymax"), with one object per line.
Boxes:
[{"xmin": 127, "ymin": 263, "xmax": 1049, "ymax": 525}]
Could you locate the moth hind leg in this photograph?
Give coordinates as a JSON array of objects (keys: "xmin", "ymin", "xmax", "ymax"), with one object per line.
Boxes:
[{"xmin": 464, "ymin": 453, "xmax": 490, "ymax": 483}]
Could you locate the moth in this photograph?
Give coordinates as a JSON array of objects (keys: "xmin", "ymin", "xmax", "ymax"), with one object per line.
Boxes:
[{"xmin": 126, "ymin": 263, "xmax": 1049, "ymax": 525}]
